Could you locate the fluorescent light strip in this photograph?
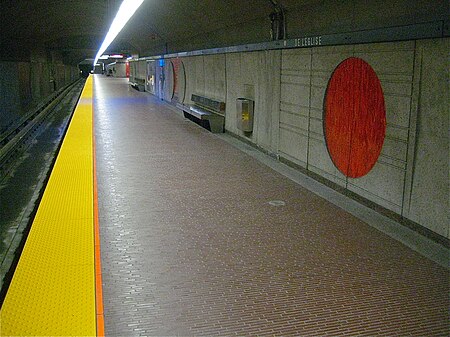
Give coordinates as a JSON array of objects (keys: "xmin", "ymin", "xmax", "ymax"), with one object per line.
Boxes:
[{"xmin": 93, "ymin": 0, "xmax": 144, "ymax": 65}]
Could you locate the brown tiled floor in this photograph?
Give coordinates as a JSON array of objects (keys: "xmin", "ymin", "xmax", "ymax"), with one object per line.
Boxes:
[{"xmin": 94, "ymin": 76, "xmax": 449, "ymax": 336}]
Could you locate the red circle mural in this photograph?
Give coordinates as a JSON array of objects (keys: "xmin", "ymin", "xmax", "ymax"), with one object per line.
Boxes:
[{"xmin": 324, "ymin": 57, "xmax": 386, "ymax": 178}]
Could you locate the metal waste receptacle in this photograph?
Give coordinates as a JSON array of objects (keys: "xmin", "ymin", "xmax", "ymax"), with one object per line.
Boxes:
[{"xmin": 236, "ymin": 98, "xmax": 254, "ymax": 132}]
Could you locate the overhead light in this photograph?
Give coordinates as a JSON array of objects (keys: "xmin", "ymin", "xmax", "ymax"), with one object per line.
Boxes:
[
  {"xmin": 99, "ymin": 55, "xmax": 109, "ymax": 60},
  {"xmin": 93, "ymin": 0, "xmax": 144, "ymax": 65},
  {"xmin": 110, "ymin": 54, "xmax": 124, "ymax": 58}
]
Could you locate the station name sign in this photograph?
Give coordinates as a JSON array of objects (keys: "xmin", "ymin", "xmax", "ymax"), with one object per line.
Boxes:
[{"xmin": 294, "ymin": 36, "xmax": 322, "ymax": 47}]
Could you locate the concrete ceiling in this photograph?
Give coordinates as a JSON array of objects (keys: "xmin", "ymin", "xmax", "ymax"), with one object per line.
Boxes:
[
  {"xmin": 1, "ymin": 0, "xmax": 309, "ymax": 65},
  {"xmin": 1, "ymin": 0, "xmax": 446, "ymax": 65}
]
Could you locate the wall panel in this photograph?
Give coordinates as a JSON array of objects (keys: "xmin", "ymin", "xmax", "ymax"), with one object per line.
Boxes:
[
  {"xmin": 347, "ymin": 42, "xmax": 415, "ymax": 212},
  {"xmin": 258, "ymin": 50, "xmax": 281, "ymax": 151},
  {"xmin": 405, "ymin": 38, "xmax": 449, "ymax": 238},
  {"xmin": 224, "ymin": 52, "xmax": 259, "ymax": 138},
  {"xmin": 194, "ymin": 56, "xmax": 205, "ymax": 96},
  {"xmin": 182, "ymin": 57, "xmax": 197, "ymax": 105},
  {"xmin": 307, "ymin": 46, "xmax": 352, "ymax": 185},
  {"xmin": 203, "ymin": 54, "xmax": 226, "ymax": 101},
  {"xmin": 279, "ymin": 49, "xmax": 311, "ymax": 167}
]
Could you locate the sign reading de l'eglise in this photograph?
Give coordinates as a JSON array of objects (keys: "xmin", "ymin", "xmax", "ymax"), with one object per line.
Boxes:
[{"xmin": 294, "ymin": 36, "xmax": 323, "ymax": 47}]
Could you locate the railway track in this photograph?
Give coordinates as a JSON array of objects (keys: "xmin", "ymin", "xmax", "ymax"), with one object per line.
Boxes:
[{"xmin": 0, "ymin": 79, "xmax": 85, "ymax": 178}]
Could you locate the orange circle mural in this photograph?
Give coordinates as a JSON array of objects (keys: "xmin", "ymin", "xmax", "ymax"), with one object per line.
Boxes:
[{"xmin": 324, "ymin": 57, "xmax": 386, "ymax": 178}]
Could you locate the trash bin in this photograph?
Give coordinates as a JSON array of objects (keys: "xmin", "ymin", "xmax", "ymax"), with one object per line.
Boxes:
[{"xmin": 236, "ymin": 98, "xmax": 254, "ymax": 132}]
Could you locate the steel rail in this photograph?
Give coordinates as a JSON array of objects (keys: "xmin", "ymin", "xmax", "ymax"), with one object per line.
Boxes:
[{"xmin": 0, "ymin": 79, "xmax": 83, "ymax": 174}]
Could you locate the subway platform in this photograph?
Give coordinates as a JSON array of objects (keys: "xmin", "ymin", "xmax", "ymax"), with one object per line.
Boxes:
[{"xmin": 1, "ymin": 76, "xmax": 449, "ymax": 336}]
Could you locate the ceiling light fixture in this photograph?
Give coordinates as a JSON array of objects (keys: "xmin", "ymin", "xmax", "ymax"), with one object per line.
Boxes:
[{"xmin": 93, "ymin": 0, "xmax": 144, "ymax": 66}]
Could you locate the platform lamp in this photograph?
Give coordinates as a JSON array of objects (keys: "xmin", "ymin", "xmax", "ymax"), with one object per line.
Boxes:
[{"xmin": 93, "ymin": 0, "xmax": 145, "ymax": 66}]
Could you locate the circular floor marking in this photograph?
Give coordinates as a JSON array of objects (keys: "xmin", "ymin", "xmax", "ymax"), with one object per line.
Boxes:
[{"xmin": 268, "ymin": 200, "xmax": 286, "ymax": 207}]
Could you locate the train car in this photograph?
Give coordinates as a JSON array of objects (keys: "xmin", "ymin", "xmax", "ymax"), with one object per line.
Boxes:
[{"xmin": 78, "ymin": 60, "xmax": 93, "ymax": 78}]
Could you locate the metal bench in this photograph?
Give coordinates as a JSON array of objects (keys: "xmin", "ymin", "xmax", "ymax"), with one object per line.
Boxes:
[
  {"xmin": 181, "ymin": 94, "xmax": 225, "ymax": 133},
  {"xmin": 130, "ymin": 78, "xmax": 145, "ymax": 91}
]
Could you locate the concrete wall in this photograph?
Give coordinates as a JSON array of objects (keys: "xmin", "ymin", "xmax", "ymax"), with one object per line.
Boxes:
[
  {"xmin": 0, "ymin": 58, "xmax": 78, "ymax": 132},
  {"xmin": 280, "ymin": 41, "xmax": 417, "ymax": 214},
  {"xmin": 180, "ymin": 54, "xmax": 226, "ymax": 105},
  {"xmin": 161, "ymin": 37, "xmax": 448, "ymax": 240},
  {"xmin": 129, "ymin": 60, "xmax": 147, "ymax": 84},
  {"xmin": 403, "ymin": 39, "xmax": 449, "ymax": 238},
  {"xmin": 224, "ymin": 51, "xmax": 281, "ymax": 151}
]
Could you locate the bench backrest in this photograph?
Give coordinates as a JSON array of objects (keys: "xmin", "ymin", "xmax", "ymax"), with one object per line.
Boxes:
[{"xmin": 191, "ymin": 94, "xmax": 225, "ymax": 114}]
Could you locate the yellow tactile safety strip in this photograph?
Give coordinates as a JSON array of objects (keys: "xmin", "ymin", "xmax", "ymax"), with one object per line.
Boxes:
[{"xmin": 0, "ymin": 76, "xmax": 96, "ymax": 336}]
